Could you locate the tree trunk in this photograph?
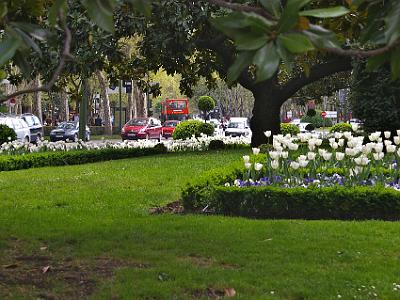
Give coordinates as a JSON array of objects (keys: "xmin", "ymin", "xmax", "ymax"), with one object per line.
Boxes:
[
  {"xmin": 61, "ymin": 88, "xmax": 69, "ymax": 121},
  {"xmin": 250, "ymin": 88, "xmax": 283, "ymax": 147},
  {"xmin": 96, "ymin": 70, "xmax": 112, "ymax": 135},
  {"xmin": 127, "ymin": 80, "xmax": 136, "ymax": 119},
  {"xmin": 33, "ymin": 77, "xmax": 42, "ymax": 123},
  {"xmin": 134, "ymin": 81, "xmax": 147, "ymax": 117}
]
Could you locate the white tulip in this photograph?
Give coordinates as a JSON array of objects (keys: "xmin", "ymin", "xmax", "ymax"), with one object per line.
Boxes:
[
  {"xmin": 397, "ymin": 148, "xmax": 400, "ymax": 156},
  {"xmin": 271, "ymin": 160, "xmax": 279, "ymax": 169},
  {"xmin": 264, "ymin": 131, "xmax": 272, "ymax": 137},
  {"xmin": 373, "ymin": 153, "xmax": 381, "ymax": 161},
  {"xmin": 254, "ymin": 163, "xmax": 263, "ymax": 171},
  {"xmin": 245, "ymin": 162, "xmax": 252, "ymax": 169},
  {"xmin": 315, "ymin": 139, "xmax": 323, "ymax": 146},
  {"xmin": 329, "ymin": 138, "xmax": 336, "ymax": 144},
  {"xmin": 345, "ymin": 148, "xmax": 355, "ymax": 156},
  {"xmin": 252, "ymin": 148, "xmax": 260, "ymax": 155},
  {"xmin": 269, "ymin": 151, "xmax": 280, "ymax": 160},
  {"xmin": 336, "ymin": 152, "xmax": 345, "ymax": 161},
  {"xmin": 318, "ymin": 149, "xmax": 326, "ymax": 156},
  {"xmin": 288, "ymin": 143, "xmax": 299, "ymax": 151},
  {"xmin": 387, "ymin": 145, "xmax": 396, "ymax": 153},
  {"xmin": 243, "ymin": 155, "xmax": 250, "ymax": 163},
  {"xmin": 334, "ymin": 132, "xmax": 343, "ymax": 139},
  {"xmin": 384, "ymin": 140, "xmax": 393, "ymax": 146},
  {"xmin": 343, "ymin": 132, "xmax": 352, "ymax": 139},
  {"xmin": 307, "ymin": 152, "xmax": 316, "ymax": 160},
  {"xmin": 384, "ymin": 131, "xmax": 391, "ymax": 139},
  {"xmin": 323, "ymin": 152, "xmax": 332, "ymax": 161},
  {"xmin": 351, "ymin": 123, "xmax": 359, "ymax": 132},
  {"xmin": 298, "ymin": 155, "xmax": 307, "ymax": 161},
  {"xmin": 394, "ymin": 136, "xmax": 400, "ymax": 145},
  {"xmin": 331, "ymin": 142, "xmax": 338, "ymax": 150},
  {"xmin": 397, "ymin": 130, "xmax": 400, "ymax": 136},
  {"xmin": 374, "ymin": 143, "xmax": 384, "ymax": 153},
  {"xmin": 338, "ymin": 139, "xmax": 345, "ymax": 147},
  {"xmin": 299, "ymin": 160, "xmax": 309, "ymax": 168},
  {"xmin": 290, "ymin": 161, "xmax": 300, "ymax": 170},
  {"xmin": 281, "ymin": 151, "xmax": 289, "ymax": 158}
]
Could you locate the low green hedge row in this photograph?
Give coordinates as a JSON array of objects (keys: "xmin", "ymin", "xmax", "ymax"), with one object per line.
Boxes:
[
  {"xmin": 0, "ymin": 144, "xmax": 167, "ymax": 171},
  {"xmin": 181, "ymin": 160, "xmax": 400, "ymax": 220}
]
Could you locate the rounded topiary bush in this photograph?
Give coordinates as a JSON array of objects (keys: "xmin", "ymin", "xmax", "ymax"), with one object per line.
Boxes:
[
  {"xmin": 301, "ymin": 111, "xmax": 332, "ymax": 128},
  {"xmin": 330, "ymin": 123, "xmax": 353, "ymax": 133},
  {"xmin": 280, "ymin": 123, "xmax": 300, "ymax": 135},
  {"xmin": 173, "ymin": 120, "xmax": 215, "ymax": 140},
  {"xmin": 0, "ymin": 124, "xmax": 17, "ymax": 145},
  {"xmin": 209, "ymin": 139, "xmax": 225, "ymax": 150},
  {"xmin": 198, "ymin": 96, "xmax": 216, "ymax": 113}
]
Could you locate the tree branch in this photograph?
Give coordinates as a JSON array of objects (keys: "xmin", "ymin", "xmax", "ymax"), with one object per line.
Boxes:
[
  {"xmin": 325, "ymin": 39, "xmax": 400, "ymax": 58},
  {"xmin": 280, "ymin": 57, "xmax": 352, "ymax": 102},
  {"xmin": 0, "ymin": 12, "xmax": 73, "ymax": 104},
  {"xmin": 205, "ymin": 0, "xmax": 275, "ymax": 21}
]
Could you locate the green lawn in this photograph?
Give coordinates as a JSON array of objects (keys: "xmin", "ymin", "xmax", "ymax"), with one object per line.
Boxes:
[{"xmin": 1, "ymin": 149, "xmax": 400, "ymax": 299}]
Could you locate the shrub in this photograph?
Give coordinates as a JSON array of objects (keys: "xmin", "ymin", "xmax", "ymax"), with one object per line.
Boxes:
[
  {"xmin": 0, "ymin": 124, "xmax": 17, "ymax": 145},
  {"xmin": 197, "ymin": 95, "xmax": 216, "ymax": 118},
  {"xmin": 330, "ymin": 122, "xmax": 353, "ymax": 133},
  {"xmin": 173, "ymin": 120, "xmax": 214, "ymax": 140},
  {"xmin": 280, "ymin": 123, "xmax": 300, "ymax": 135},
  {"xmin": 350, "ymin": 60, "xmax": 400, "ymax": 133},
  {"xmin": 0, "ymin": 145, "xmax": 167, "ymax": 172},
  {"xmin": 301, "ymin": 111, "xmax": 332, "ymax": 128},
  {"xmin": 208, "ymin": 139, "xmax": 225, "ymax": 150}
]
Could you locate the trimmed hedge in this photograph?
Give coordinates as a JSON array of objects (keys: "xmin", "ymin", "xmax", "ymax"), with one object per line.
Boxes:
[
  {"xmin": 280, "ymin": 123, "xmax": 300, "ymax": 135},
  {"xmin": 330, "ymin": 123, "xmax": 353, "ymax": 133},
  {"xmin": 0, "ymin": 124, "xmax": 17, "ymax": 145},
  {"xmin": 173, "ymin": 120, "xmax": 214, "ymax": 140},
  {"xmin": 0, "ymin": 144, "xmax": 167, "ymax": 172},
  {"xmin": 181, "ymin": 160, "xmax": 400, "ymax": 220}
]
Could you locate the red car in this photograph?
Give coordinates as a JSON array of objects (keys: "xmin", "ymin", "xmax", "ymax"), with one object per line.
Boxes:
[
  {"xmin": 162, "ymin": 120, "xmax": 180, "ymax": 139},
  {"xmin": 121, "ymin": 117, "xmax": 163, "ymax": 141}
]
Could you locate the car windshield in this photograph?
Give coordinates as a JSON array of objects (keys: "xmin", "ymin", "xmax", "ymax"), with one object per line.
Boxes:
[
  {"xmin": 127, "ymin": 119, "xmax": 148, "ymax": 126},
  {"xmin": 228, "ymin": 122, "xmax": 245, "ymax": 129},
  {"xmin": 164, "ymin": 121, "xmax": 178, "ymax": 127},
  {"xmin": 58, "ymin": 122, "xmax": 76, "ymax": 130}
]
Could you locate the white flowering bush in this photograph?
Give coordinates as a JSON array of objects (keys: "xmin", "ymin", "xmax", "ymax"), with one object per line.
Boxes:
[
  {"xmin": 229, "ymin": 130, "xmax": 400, "ymax": 190},
  {"xmin": 0, "ymin": 134, "xmax": 251, "ymax": 156}
]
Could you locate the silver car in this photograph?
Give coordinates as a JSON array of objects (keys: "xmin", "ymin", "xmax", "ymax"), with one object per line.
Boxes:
[{"xmin": 0, "ymin": 115, "xmax": 31, "ymax": 142}]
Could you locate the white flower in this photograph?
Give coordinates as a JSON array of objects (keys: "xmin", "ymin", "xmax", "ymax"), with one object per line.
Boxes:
[
  {"xmin": 384, "ymin": 131, "xmax": 391, "ymax": 139},
  {"xmin": 269, "ymin": 151, "xmax": 280, "ymax": 160},
  {"xmin": 252, "ymin": 148, "xmax": 260, "ymax": 155},
  {"xmin": 345, "ymin": 148, "xmax": 355, "ymax": 156},
  {"xmin": 299, "ymin": 160, "xmax": 309, "ymax": 168},
  {"xmin": 374, "ymin": 143, "xmax": 384, "ymax": 153},
  {"xmin": 234, "ymin": 179, "xmax": 240, "ymax": 186},
  {"xmin": 290, "ymin": 161, "xmax": 300, "ymax": 170},
  {"xmin": 322, "ymin": 152, "xmax": 332, "ymax": 161},
  {"xmin": 244, "ymin": 162, "xmax": 252, "ymax": 169},
  {"xmin": 397, "ymin": 130, "xmax": 400, "ymax": 136},
  {"xmin": 7, "ymin": 136, "xmax": 11, "ymax": 141},
  {"xmin": 224, "ymin": 182, "xmax": 230, "ymax": 187},
  {"xmin": 387, "ymin": 145, "xmax": 396, "ymax": 153},
  {"xmin": 331, "ymin": 142, "xmax": 338, "ymax": 150},
  {"xmin": 288, "ymin": 143, "xmax": 299, "ymax": 151},
  {"xmin": 271, "ymin": 159, "xmax": 279, "ymax": 169},
  {"xmin": 394, "ymin": 136, "xmax": 400, "ymax": 145},
  {"xmin": 264, "ymin": 131, "xmax": 272, "ymax": 137},
  {"xmin": 373, "ymin": 153, "xmax": 383, "ymax": 160},
  {"xmin": 336, "ymin": 152, "xmax": 345, "ymax": 161},
  {"xmin": 343, "ymin": 132, "xmax": 352, "ymax": 139},
  {"xmin": 334, "ymin": 132, "xmax": 343, "ymax": 139},
  {"xmin": 384, "ymin": 140, "xmax": 393, "ymax": 146},
  {"xmin": 307, "ymin": 152, "xmax": 316, "ymax": 160},
  {"xmin": 243, "ymin": 155, "xmax": 250, "ymax": 163},
  {"xmin": 281, "ymin": 151, "xmax": 288, "ymax": 159},
  {"xmin": 254, "ymin": 163, "xmax": 263, "ymax": 171},
  {"xmin": 318, "ymin": 149, "xmax": 326, "ymax": 156},
  {"xmin": 315, "ymin": 139, "xmax": 322, "ymax": 146},
  {"xmin": 338, "ymin": 139, "xmax": 345, "ymax": 147},
  {"xmin": 351, "ymin": 124, "xmax": 359, "ymax": 132}
]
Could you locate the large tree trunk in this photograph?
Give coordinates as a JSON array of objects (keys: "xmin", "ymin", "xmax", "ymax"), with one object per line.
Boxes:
[
  {"xmin": 33, "ymin": 77, "xmax": 42, "ymax": 123},
  {"xmin": 134, "ymin": 81, "xmax": 147, "ymax": 117},
  {"xmin": 60, "ymin": 88, "xmax": 69, "ymax": 121},
  {"xmin": 96, "ymin": 70, "xmax": 112, "ymax": 135},
  {"xmin": 250, "ymin": 87, "xmax": 283, "ymax": 147}
]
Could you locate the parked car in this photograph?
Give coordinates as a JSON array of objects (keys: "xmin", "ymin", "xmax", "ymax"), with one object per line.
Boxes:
[
  {"xmin": 18, "ymin": 113, "xmax": 43, "ymax": 143},
  {"xmin": 225, "ymin": 117, "xmax": 251, "ymax": 137},
  {"xmin": 348, "ymin": 118, "xmax": 364, "ymax": 130},
  {"xmin": 121, "ymin": 117, "xmax": 163, "ymax": 141},
  {"xmin": 289, "ymin": 118, "xmax": 302, "ymax": 126},
  {"xmin": 297, "ymin": 122, "xmax": 315, "ymax": 133},
  {"xmin": 49, "ymin": 121, "xmax": 90, "ymax": 142},
  {"xmin": 0, "ymin": 115, "xmax": 31, "ymax": 142},
  {"xmin": 162, "ymin": 120, "xmax": 180, "ymax": 139}
]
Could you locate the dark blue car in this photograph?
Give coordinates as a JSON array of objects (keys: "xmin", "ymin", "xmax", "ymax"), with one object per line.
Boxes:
[{"xmin": 50, "ymin": 121, "xmax": 90, "ymax": 142}]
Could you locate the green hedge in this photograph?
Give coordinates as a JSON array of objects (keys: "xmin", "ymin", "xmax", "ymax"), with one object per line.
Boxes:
[
  {"xmin": 280, "ymin": 123, "xmax": 300, "ymax": 135},
  {"xmin": 0, "ymin": 124, "xmax": 17, "ymax": 145},
  {"xmin": 173, "ymin": 120, "xmax": 214, "ymax": 140},
  {"xmin": 181, "ymin": 160, "xmax": 400, "ymax": 220},
  {"xmin": 330, "ymin": 123, "xmax": 353, "ymax": 133},
  {"xmin": 0, "ymin": 144, "xmax": 167, "ymax": 172}
]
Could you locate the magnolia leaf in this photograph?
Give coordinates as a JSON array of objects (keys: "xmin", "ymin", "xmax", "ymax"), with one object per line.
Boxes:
[
  {"xmin": 235, "ymin": 32, "xmax": 268, "ymax": 51},
  {"xmin": 81, "ymin": 0, "xmax": 117, "ymax": 33},
  {"xmin": 253, "ymin": 42, "xmax": 280, "ymax": 82},
  {"xmin": 278, "ymin": 33, "xmax": 314, "ymax": 53},
  {"xmin": 366, "ymin": 54, "xmax": 387, "ymax": 71},
  {"xmin": 276, "ymin": 40, "xmax": 295, "ymax": 73},
  {"xmin": 241, "ymin": 12, "xmax": 276, "ymax": 29},
  {"xmin": 259, "ymin": 0, "xmax": 281, "ymax": 17},
  {"xmin": 279, "ymin": 0, "xmax": 312, "ymax": 33},
  {"xmin": 126, "ymin": 0, "xmax": 152, "ymax": 17},
  {"xmin": 0, "ymin": 36, "xmax": 22, "ymax": 66},
  {"xmin": 48, "ymin": 0, "xmax": 67, "ymax": 26},
  {"xmin": 227, "ymin": 51, "xmax": 255, "ymax": 84},
  {"xmin": 391, "ymin": 48, "xmax": 400, "ymax": 80},
  {"xmin": 299, "ymin": 6, "xmax": 349, "ymax": 18},
  {"xmin": 13, "ymin": 50, "xmax": 32, "ymax": 79},
  {"xmin": 303, "ymin": 25, "xmax": 340, "ymax": 48},
  {"xmin": 10, "ymin": 22, "xmax": 51, "ymax": 41},
  {"xmin": 13, "ymin": 28, "xmax": 42, "ymax": 57},
  {"xmin": 0, "ymin": 2, "xmax": 7, "ymax": 19},
  {"xmin": 384, "ymin": 1, "xmax": 400, "ymax": 45}
]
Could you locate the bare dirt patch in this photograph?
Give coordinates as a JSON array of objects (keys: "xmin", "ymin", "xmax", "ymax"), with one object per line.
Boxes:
[
  {"xmin": 180, "ymin": 254, "xmax": 240, "ymax": 270},
  {"xmin": 192, "ymin": 287, "xmax": 237, "ymax": 299},
  {"xmin": 0, "ymin": 239, "xmax": 150, "ymax": 299},
  {"xmin": 149, "ymin": 200, "xmax": 184, "ymax": 214}
]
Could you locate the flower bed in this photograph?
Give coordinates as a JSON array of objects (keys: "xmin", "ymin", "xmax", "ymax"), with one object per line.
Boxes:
[
  {"xmin": 182, "ymin": 130, "xmax": 400, "ymax": 220},
  {"xmin": 0, "ymin": 135, "xmax": 250, "ymax": 171}
]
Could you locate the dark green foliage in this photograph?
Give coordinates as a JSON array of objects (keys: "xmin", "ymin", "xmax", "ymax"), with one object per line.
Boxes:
[
  {"xmin": 172, "ymin": 120, "xmax": 214, "ymax": 140},
  {"xmin": 301, "ymin": 110, "xmax": 332, "ymax": 128},
  {"xmin": 197, "ymin": 95, "xmax": 216, "ymax": 118},
  {"xmin": 208, "ymin": 139, "xmax": 225, "ymax": 150},
  {"xmin": 330, "ymin": 122, "xmax": 353, "ymax": 133},
  {"xmin": 350, "ymin": 61, "xmax": 400, "ymax": 133},
  {"xmin": 306, "ymin": 109, "xmax": 316, "ymax": 117},
  {"xmin": 0, "ymin": 124, "xmax": 17, "ymax": 145},
  {"xmin": 280, "ymin": 123, "xmax": 300, "ymax": 135},
  {"xmin": 0, "ymin": 145, "xmax": 167, "ymax": 172}
]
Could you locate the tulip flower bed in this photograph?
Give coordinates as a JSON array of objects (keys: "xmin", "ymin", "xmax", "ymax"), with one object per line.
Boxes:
[
  {"xmin": 182, "ymin": 130, "xmax": 400, "ymax": 220},
  {"xmin": 0, "ymin": 135, "xmax": 249, "ymax": 171}
]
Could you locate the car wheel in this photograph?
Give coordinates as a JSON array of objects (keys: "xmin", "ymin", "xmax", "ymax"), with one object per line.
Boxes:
[{"xmin": 73, "ymin": 134, "xmax": 78, "ymax": 142}]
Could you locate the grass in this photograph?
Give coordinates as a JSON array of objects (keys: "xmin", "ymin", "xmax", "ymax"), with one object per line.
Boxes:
[{"xmin": 1, "ymin": 149, "xmax": 400, "ymax": 299}]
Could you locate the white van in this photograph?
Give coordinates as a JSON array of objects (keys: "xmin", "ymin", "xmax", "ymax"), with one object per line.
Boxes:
[
  {"xmin": 0, "ymin": 115, "xmax": 31, "ymax": 143},
  {"xmin": 225, "ymin": 117, "xmax": 251, "ymax": 137}
]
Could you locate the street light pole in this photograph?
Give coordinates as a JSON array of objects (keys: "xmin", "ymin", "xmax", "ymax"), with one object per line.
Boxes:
[{"xmin": 119, "ymin": 79, "xmax": 122, "ymax": 132}]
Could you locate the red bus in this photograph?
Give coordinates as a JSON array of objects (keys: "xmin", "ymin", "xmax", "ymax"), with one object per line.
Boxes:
[{"xmin": 161, "ymin": 98, "xmax": 189, "ymax": 121}]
